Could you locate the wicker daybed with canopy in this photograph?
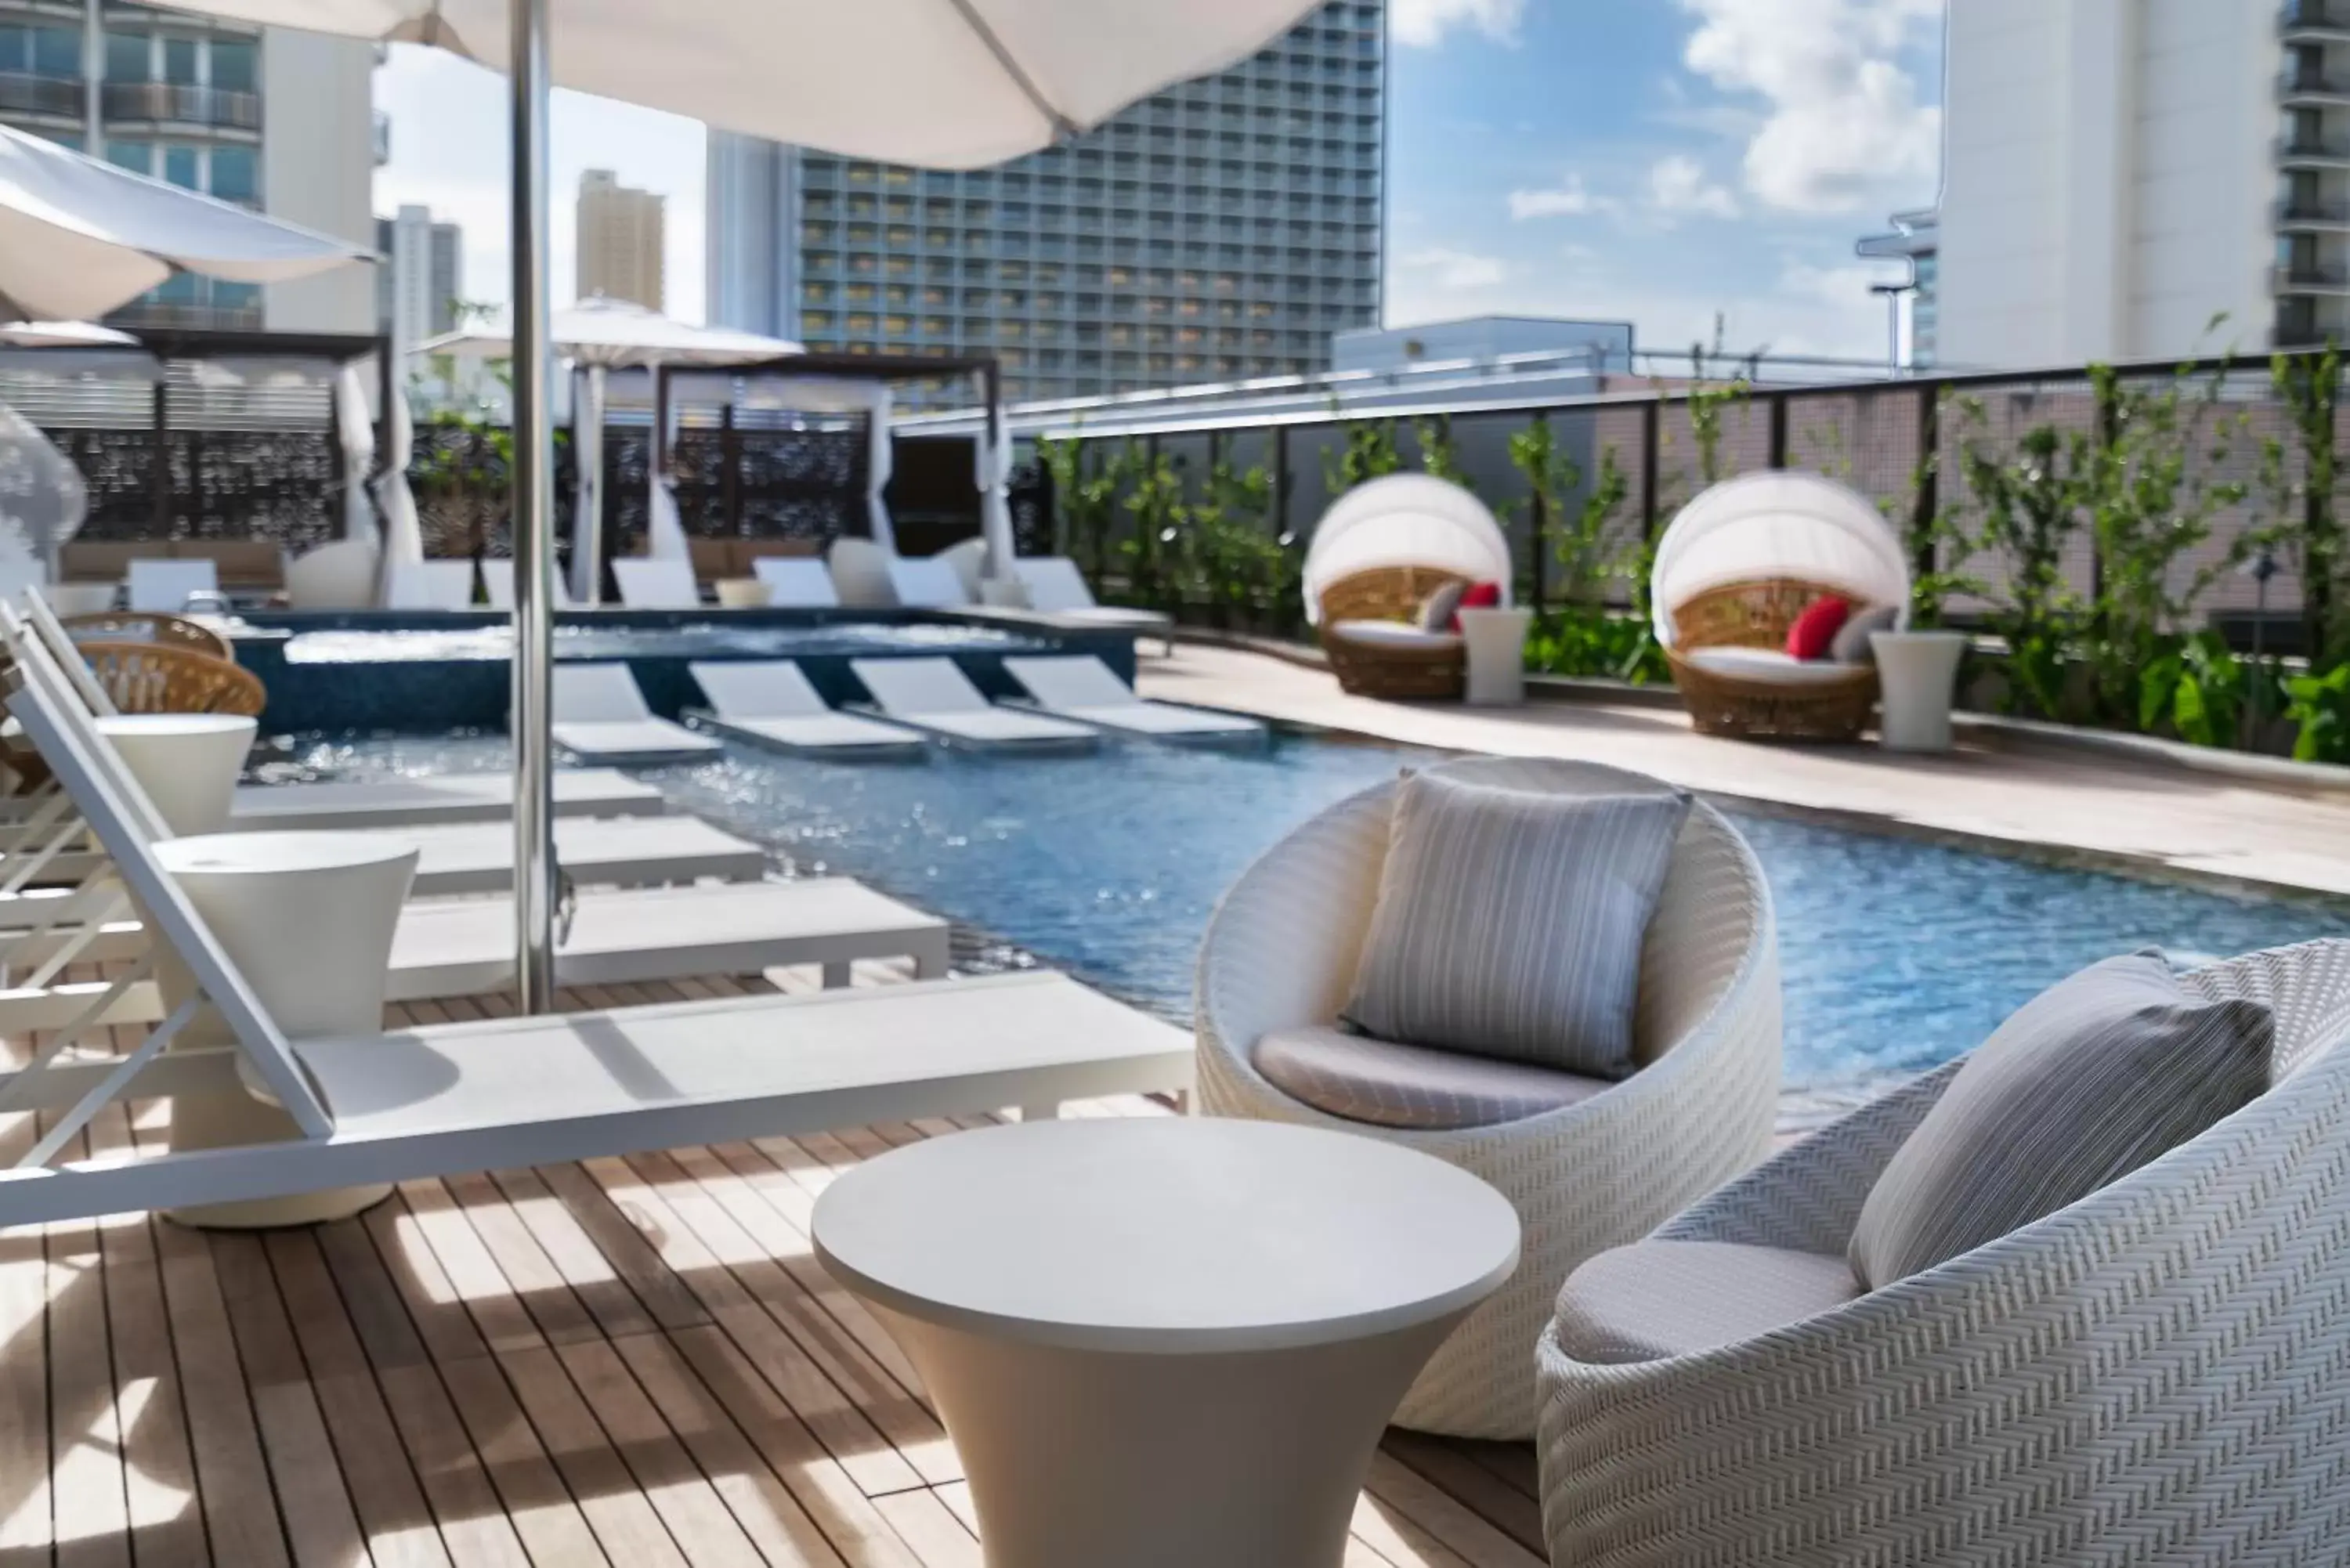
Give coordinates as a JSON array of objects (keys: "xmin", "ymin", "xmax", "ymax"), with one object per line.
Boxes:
[
  {"xmin": 1303, "ymin": 473, "xmax": 1515, "ymax": 700},
  {"xmin": 1651, "ymin": 471, "xmax": 1911, "ymax": 741}
]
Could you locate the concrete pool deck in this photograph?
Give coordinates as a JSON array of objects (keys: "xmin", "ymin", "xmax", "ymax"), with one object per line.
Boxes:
[{"xmin": 1138, "ymin": 643, "xmax": 2350, "ymax": 904}]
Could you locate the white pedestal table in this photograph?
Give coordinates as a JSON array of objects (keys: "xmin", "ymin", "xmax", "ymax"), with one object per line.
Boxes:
[
  {"xmin": 812, "ymin": 1118, "xmax": 1520, "ymax": 1568},
  {"xmin": 1457, "ymin": 605, "xmax": 1534, "ymax": 705},
  {"xmin": 96, "ymin": 714, "xmax": 256, "ymax": 835},
  {"xmin": 1871, "ymin": 629, "xmax": 1969, "ymax": 752}
]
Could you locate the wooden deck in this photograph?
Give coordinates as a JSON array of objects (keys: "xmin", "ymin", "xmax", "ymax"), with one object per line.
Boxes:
[{"xmin": 0, "ymin": 959, "xmax": 1547, "ymax": 1567}]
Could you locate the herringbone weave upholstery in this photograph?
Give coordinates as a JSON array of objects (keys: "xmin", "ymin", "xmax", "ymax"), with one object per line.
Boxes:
[
  {"xmin": 1535, "ymin": 937, "xmax": 2350, "ymax": 1567},
  {"xmin": 1196, "ymin": 757, "xmax": 1781, "ymax": 1440}
]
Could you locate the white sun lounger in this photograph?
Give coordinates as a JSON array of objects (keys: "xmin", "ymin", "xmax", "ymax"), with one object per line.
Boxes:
[
  {"xmin": 1003, "ymin": 655, "xmax": 1267, "ymax": 743},
  {"xmin": 227, "ymin": 768, "xmax": 668, "ymax": 831},
  {"xmin": 753, "ymin": 558, "xmax": 841, "ymax": 609},
  {"xmin": 847, "ymin": 657, "xmax": 1101, "ymax": 752},
  {"xmin": 384, "ymin": 559, "xmax": 479, "ymax": 610},
  {"xmin": 612, "ymin": 558, "xmax": 703, "ymax": 609},
  {"xmin": 125, "ymin": 558, "xmax": 219, "ymax": 613},
  {"xmin": 885, "ymin": 555, "xmax": 974, "ymax": 609},
  {"xmin": 688, "ymin": 660, "xmax": 927, "ymax": 758},
  {"xmin": 0, "ymin": 660, "xmax": 1192, "ymax": 1230},
  {"xmin": 1014, "ymin": 557, "xmax": 1176, "ymax": 649},
  {"xmin": 549, "ymin": 663, "xmax": 724, "ymax": 765},
  {"xmin": 482, "ymin": 559, "xmax": 577, "ymax": 611}
]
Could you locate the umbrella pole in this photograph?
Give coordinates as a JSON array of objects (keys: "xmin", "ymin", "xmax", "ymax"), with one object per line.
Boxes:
[
  {"xmin": 573, "ymin": 364, "xmax": 606, "ymax": 605},
  {"xmin": 509, "ymin": 0, "xmax": 557, "ymax": 1013}
]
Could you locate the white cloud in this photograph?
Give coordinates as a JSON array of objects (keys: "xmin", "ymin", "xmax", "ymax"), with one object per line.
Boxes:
[
  {"xmin": 1647, "ymin": 155, "xmax": 1741, "ymax": 219},
  {"xmin": 1507, "ymin": 174, "xmax": 1612, "ymax": 220},
  {"xmin": 1391, "ymin": 0, "xmax": 1525, "ymax": 49},
  {"xmin": 1676, "ymin": 0, "xmax": 1940, "ymax": 215},
  {"xmin": 1400, "ymin": 246, "xmax": 1508, "ymax": 291},
  {"xmin": 1782, "ymin": 259, "xmax": 1906, "ymax": 308}
]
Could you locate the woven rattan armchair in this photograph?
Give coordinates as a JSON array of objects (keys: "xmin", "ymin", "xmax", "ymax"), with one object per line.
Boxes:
[
  {"xmin": 1663, "ymin": 578, "xmax": 1878, "ymax": 740},
  {"xmin": 76, "ymin": 641, "xmax": 265, "ymax": 717},
  {"xmin": 1317, "ymin": 565, "xmax": 1470, "ymax": 699},
  {"xmin": 1195, "ymin": 757, "xmax": 1781, "ymax": 1440},
  {"xmin": 60, "ymin": 611, "xmax": 233, "ymax": 663},
  {"xmin": 1536, "ymin": 937, "xmax": 2350, "ymax": 1568}
]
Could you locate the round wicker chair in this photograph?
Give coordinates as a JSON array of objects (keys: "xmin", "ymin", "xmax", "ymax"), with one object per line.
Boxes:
[
  {"xmin": 1195, "ymin": 757, "xmax": 1782, "ymax": 1440},
  {"xmin": 1535, "ymin": 937, "xmax": 2350, "ymax": 1568},
  {"xmin": 76, "ymin": 641, "xmax": 265, "ymax": 717},
  {"xmin": 60, "ymin": 611, "xmax": 233, "ymax": 663},
  {"xmin": 1316, "ymin": 564, "xmax": 1471, "ymax": 699},
  {"xmin": 1653, "ymin": 472, "xmax": 1907, "ymax": 742},
  {"xmin": 1303, "ymin": 475, "xmax": 1515, "ymax": 703}
]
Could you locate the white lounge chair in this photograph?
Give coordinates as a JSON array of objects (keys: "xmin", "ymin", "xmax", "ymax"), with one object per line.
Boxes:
[
  {"xmin": 688, "ymin": 660, "xmax": 927, "ymax": 758},
  {"xmin": 481, "ymin": 559, "xmax": 577, "ymax": 611},
  {"xmin": 827, "ymin": 537, "xmax": 899, "ymax": 608},
  {"xmin": 125, "ymin": 559, "xmax": 219, "ymax": 613},
  {"xmin": 384, "ymin": 558, "xmax": 479, "ymax": 610},
  {"xmin": 752, "ymin": 557, "xmax": 841, "ymax": 609},
  {"xmin": 0, "ymin": 653, "xmax": 948, "ymax": 1031},
  {"xmin": 848, "ymin": 656, "xmax": 1100, "ymax": 752},
  {"xmin": 548, "ymin": 663, "xmax": 724, "ymax": 765},
  {"xmin": 885, "ymin": 555, "xmax": 975, "ymax": 609},
  {"xmin": 284, "ymin": 540, "xmax": 380, "ymax": 610},
  {"xmin": 612, "ymin": 558, "xmax": 703, "ymax": 609},
  {"xmin": 1014, "ymin": 556, "xmax": 1176, "ymax": 649},
  {"xmin": 1003, "ymin": 655, "xmax": 1265, "ymax": 744},
  {"xmin": 0, "ymin": 674, "xmax": 1193, "ymax": 1230}
]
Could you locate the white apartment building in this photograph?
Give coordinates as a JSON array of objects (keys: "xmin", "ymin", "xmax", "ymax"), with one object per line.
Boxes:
[
  {"xmin": 1933, "ymin": 0, "xmax": 2304, "ymax": 367},
  {"xmin": 376, "ymin": 202, "xmax": 461, "ymax": 367},
  {"xmin": 0, "ymin": 0, "xmax": 377, "ymax": 334}
]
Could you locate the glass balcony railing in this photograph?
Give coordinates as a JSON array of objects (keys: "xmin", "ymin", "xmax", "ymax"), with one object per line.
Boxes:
[
  {"xmin": 2283, "ymin": 0, "xmax": 2350, "ymax": 35},
  {"xmin": 2276, "ymin": 261, "xmax": 2350, "ymax": 288},
  {"xmin": 102, "ymin": 80, "xmax": 261, "ymax": 131},
  {"xmin": 2279, "ymin": 70, "xmax": 2350, "ymax": 99},
  {"xmin": 0, "ymin": 70, "xmax": 81, "ymax": 118}
]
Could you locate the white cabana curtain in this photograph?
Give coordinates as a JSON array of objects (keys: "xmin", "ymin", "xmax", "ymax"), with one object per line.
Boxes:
[
  {"xmin": 1649, "ymin": 471, "xmax": 1910, "ymax": 647},
  {"xmin": 333, "ymin": 364, "xmax": 374, "ymax": 543},
  {"xmin": 646, "ymin": 474, "xmax": 689, "ymax": 562},
  {"xmin": 371, "ymin": 387, "xmax": 425, "ymax": 605},
  {"xmin": 1300, "ymin": 473, "xmax": 1513, "ymax": 626},
  {"xmin": 0, "ymin": 397, "xmax": 84, "ymax": 587},
  {"xmin": 975, "ymin": 419, "xmax": 1015, "ymax": 580}
]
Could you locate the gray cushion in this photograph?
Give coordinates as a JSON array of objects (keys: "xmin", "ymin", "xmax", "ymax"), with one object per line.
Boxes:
[
  {"xmin": 1343, "ymin": 770, "xmax": 1690, "ymax": 1077},
  {"xmin": 1252, "ymin": 1024, "xmax": 1611, "ymax": 1130},
  {"xmin": 1849, "ymin": 952, "xmax": 2273, "ymax": 1289},
  {"xmin": 1830, "ymin": 603, "xmax": 1900, "ymax": 663},
  {"xmin": 1553, "ymin": 1240, "xmax": 1860, "ymax": 1364},
  {"xmin": 1416, "ymin": 580, "xmax": 1466, "ymax": 633}
]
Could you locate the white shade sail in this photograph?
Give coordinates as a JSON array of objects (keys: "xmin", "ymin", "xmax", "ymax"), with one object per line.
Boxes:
[
  {"xmin": 157, "ymin": 1, "xmax": 1323, "ymax": 170},
  {"xmin": 0, "ymin": 124, "xmax": 370, "ymax": 321},
  {"xmin": 0, "ymin": 320, "xmax": 136, "ymax": 349},
  {"xmin": 1650, "ymin": 471, "xmax": 1911, "ymax": 648},
  {"xmin": 1301, "ymin": 474, "xmax": 1513, "ymax": 626}
]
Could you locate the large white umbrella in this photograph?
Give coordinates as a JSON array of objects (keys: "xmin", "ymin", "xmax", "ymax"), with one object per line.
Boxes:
[
  {"xmin": 414, "ymin": 296, "xmax": 800, "ymax": 600},
  {"xmin": 155, "ymin": 0, "xmax": 1322, "ymax": 1011},
  {"xmin": 0, "ymin": 320, "xmax": 136, "ymax": 349},
  {"xmin": 0, "ymin": 124, "xmax": 369, "ymax": 321}
]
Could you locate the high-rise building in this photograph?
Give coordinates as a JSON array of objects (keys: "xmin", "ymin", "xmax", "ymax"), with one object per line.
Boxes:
[
  {"xmin": 704, "ymin": 0, "xmax": 1386, "ymax": 401},
  {"xmin": 0, "ymin": 0, "xmax": 376, "ymax": 333},
  {"xmin": 1930, "ymin": 0, "xmax": 2312, "ymax": 368},
  {"xmin": 377, "ymin": 203, "xmax": 462, "ymax": 366},
  {"xmin": 577, "ymin": 168, "xmax": 665, "ymax": 310},
  {"xmin": 1854, "ymin": 208, "xmax": 1939, "ymax": 369}
]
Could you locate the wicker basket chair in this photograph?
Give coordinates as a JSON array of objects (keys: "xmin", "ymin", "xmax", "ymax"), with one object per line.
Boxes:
[
  {"xmin": 1303, "ymin": 475, "xmax": 1515, "ymax": 702},
  {"xmin": 1535, "ymin": 937, "xmax": 2350, "ymax": 1568},
  {"xmin": 60, "ymin": 611, "xmax": 233, "ymax": 663},
  {"xmin": 1653, "ymin": 471, "xmax": 1908, "ymax": 742},
  {"xmin": 1195, "ymin": 757, "xmax": 1781, "ymax": 1440},
  {"xmin": 75, "ymin": 641, "xmax": 265, "ymax": 717}
]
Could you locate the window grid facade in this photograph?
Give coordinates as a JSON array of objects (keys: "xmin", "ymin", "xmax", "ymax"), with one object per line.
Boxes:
[{"xmin": 718, "ymin": 0, "xmax": 1384, "ymax": 403}]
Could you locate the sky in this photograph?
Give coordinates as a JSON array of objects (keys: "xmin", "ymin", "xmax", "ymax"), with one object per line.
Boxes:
[{"xmin": 373, "ymin": 0, "xmax": 1944, "ymax": 363}]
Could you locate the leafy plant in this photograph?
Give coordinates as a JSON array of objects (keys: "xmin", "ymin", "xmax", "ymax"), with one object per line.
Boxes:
[
  {"xmin": 1119, "ymin": 446, "xmax": 1186, "ymax": 610},
  {"xmin": 2286, "ymin": 662, "xmax": 2350, "ymax": 763},
  {"xmin": 1037, "ymin": 433, "xmax": 1125, "ymax": 584},
  {"xmin": 2261, "ymin": 341, "xmax": 2346, "ymax": 667},
  {"xmin": 1951, "ymin": 403, "xmax": 2099, "ymax": 719},
  {"xmin": 2138, "ymin": 631, "xmax": 2257, "ymax": 750},
  {"xmin": 1321, "ymin": 417, "xmax": 1402, "ymax": 497},
  {"xmin": 1412, "ymin": 414, "xmax": 1472, "ymax": 492}
]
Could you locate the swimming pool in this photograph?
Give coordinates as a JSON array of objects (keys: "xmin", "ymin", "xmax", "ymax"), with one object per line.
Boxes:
[
  {"xmin": 276, "ymin": 619, "xmax": 1039, "ymax": 664},
  {"xmin": 289, "ymin": 728, "xmax": 2350, "ymax": 1115}
]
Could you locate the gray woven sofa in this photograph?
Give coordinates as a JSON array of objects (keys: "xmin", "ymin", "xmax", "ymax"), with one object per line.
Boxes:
[
  {"xmin": 1196, "ymin": 757, "xmax": 1783, "ymax": 1440},
  {"xmin": 1535, "ymin": 937, "xmax": 2350, "ymax": 1567}
]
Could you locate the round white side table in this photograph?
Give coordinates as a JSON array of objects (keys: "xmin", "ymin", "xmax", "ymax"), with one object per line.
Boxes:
[
  {"xmin": 813, "ymin": 1118, "xmax": 1520, "ymax": 1568},
  {"xmin": 151, "ymin": 831, "xmax": 418, "ymax": 1229},
  {"xmin": 96, "ymin": 714, "xmax": 256, "ymax": 835},
  {"xmin": 1870, "ymin": 630, "xmax": 1969, "ymax": 752},
  {"xmin": 1457, "ymin": 606, "xmax": 1534, "ymax": 705}
]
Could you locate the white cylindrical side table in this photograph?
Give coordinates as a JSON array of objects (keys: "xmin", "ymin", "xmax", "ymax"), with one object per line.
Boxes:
[
  {"xmin": 151, "ymin": 831, "xmax": 418, "ymax": 1229},
  {"xmin": 814, "ymin": 1118, "xmax": 1520, "ymax": 1568},
  {"xmin": 97, "ymin": 714, "xmax": 257, "ymax": 835},
  {"xmin": 1457, "ymin": 606, "xmax": 1533, "ymax": 706},
  {"xmin": 1870, "ymin": 630, "xmax": 1969, "ymax": 752},
  {"xmin": 715, "ymin": 577, "xmax": 770, "ymax": 609}
]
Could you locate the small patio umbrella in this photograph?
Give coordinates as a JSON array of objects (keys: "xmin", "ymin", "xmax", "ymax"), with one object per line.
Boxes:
[
  {"xmin": 414, "ymin": 296, "xmax": 798, "ymax": 601},
  {"xmin": 0, "ymin": 124, "xmax": 369, "ymax": 321},
  {"xmin": 153, "ymin": 0, "xmax": 1324, "ymax": 1010}
]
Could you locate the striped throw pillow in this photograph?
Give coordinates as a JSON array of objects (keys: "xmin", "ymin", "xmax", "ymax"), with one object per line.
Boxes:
[
  {"xmin": 1848, "ymin": 952, "xmax": 2273, "ymax": 1288},
  {"xmin": 1340, "ymin": 770, "xmax": 1691, "ymax": 1077}
]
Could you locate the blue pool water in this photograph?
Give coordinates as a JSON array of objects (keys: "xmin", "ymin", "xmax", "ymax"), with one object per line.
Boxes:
[
  {"xmin": 292, "ymin": 729, "xmax": 2350, "ymax": 1109},
  {"xmin": 279, "ymin": 620, "xmax": 1041, "ymax": 664}
]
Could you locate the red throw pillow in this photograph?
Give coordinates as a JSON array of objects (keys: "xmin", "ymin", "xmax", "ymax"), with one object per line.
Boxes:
[
  {"xmin": 1785, "ymin": 595, "xmax": 1851, "ymax": 660},
  {"xmin": 1450, "ymin": 580, "xmax": 1502, "ymax": 630}
]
